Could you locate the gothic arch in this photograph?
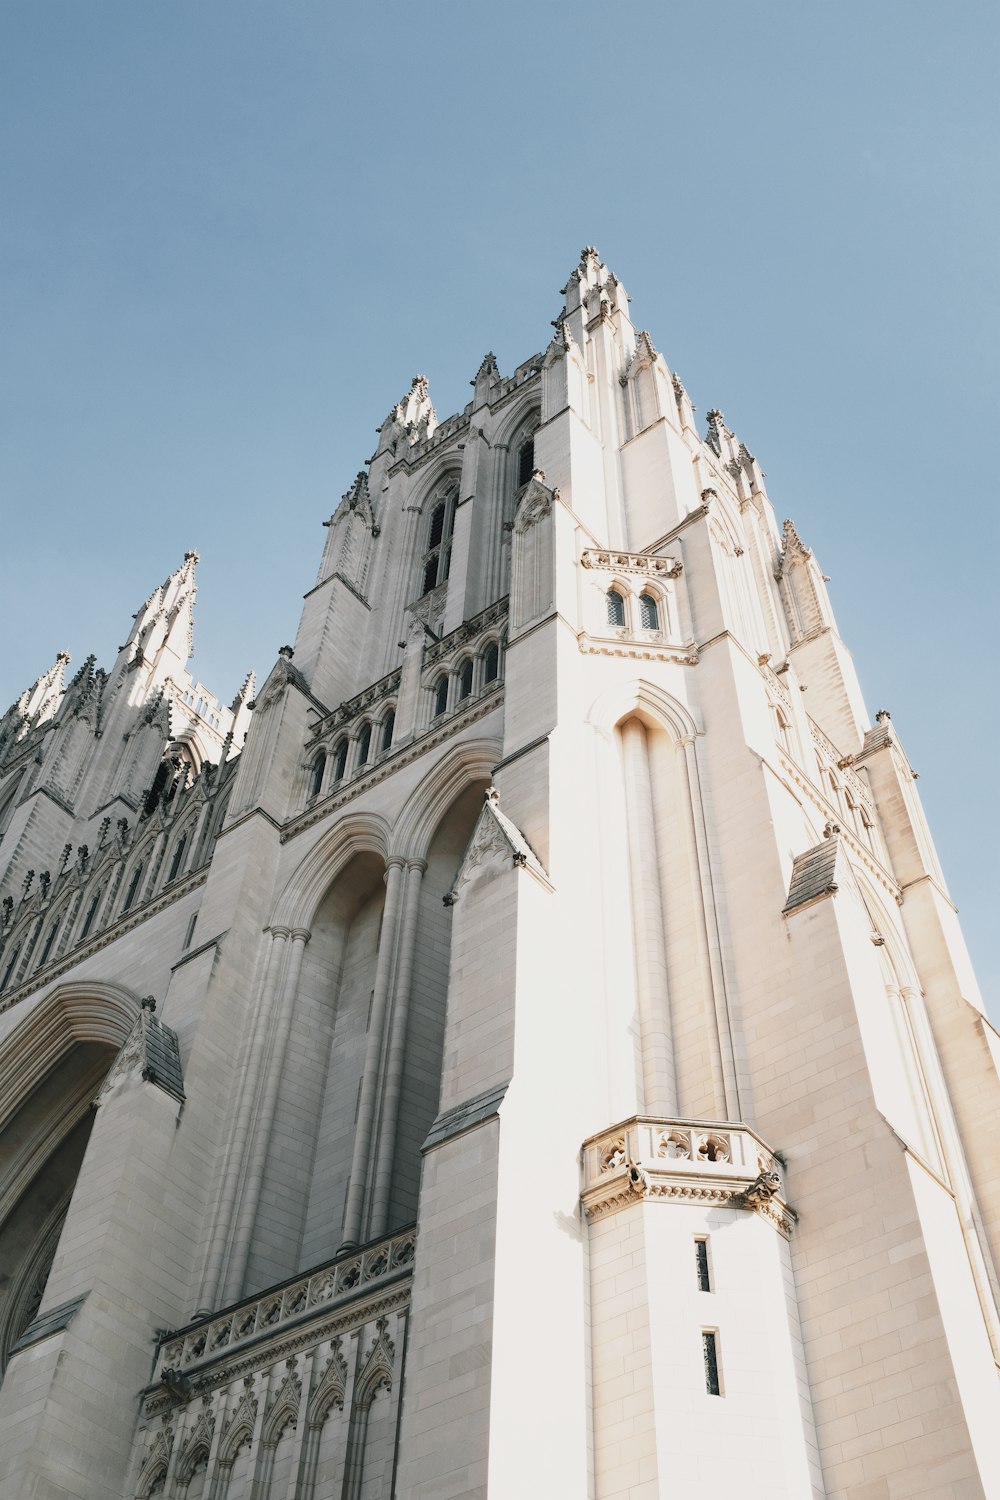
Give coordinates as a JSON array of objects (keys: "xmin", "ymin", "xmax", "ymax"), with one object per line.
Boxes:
[
  {"xmin": 411, "ymin": 459, "xmax": 463, "ymax": 517},
  {"xmin": 0, "ymin": 980, "xmax": 141, "ymax": 1127},
  {"xmin": 390, "ymin": 736, "xmax": 501, "ymax": 862},
  {"xmin": 492, "ymin": 391, "xmax": 542, "ymax": 453},
  {"xmin": 586, "ymin": 679, "xmax": 701, "ymax": 744},
  {"xmin": 270, "ymin": 811, "xmax": 392, "ymax": 931}
]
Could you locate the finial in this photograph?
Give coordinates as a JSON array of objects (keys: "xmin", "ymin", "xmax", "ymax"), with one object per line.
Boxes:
[
  {"xmin": 184, "ymin": 550, "xmax": 200, "ymax": 564},
  {"xmin": 140, "ymin": 995, "xmax": 157, "ymax": 1011},
  {"xmin": 823, "ymin": 821, "xmax": 841, "ymax": 839},
  {"xmin": 278, "ymin": 645, "xmax": 295, "ymax": 660},
  {"xmin": 875, "ymin": 708, "xmax": 891, "ymax": 724}
]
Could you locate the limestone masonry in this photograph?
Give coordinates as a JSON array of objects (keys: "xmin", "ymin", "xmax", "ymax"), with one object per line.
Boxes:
[{"xmin": 0, "ymin": 248, "xmax": 997, "ymax": 1498}]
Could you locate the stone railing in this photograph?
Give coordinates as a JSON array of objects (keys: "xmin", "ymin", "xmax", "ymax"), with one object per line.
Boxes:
[
  {"xmin": 581, "ymin": 1117, "xmax": 794, "ymax": 1238},
  {"xmin": 155, "ymin": 1227, "xmax": 415, "ymax": 1381}
]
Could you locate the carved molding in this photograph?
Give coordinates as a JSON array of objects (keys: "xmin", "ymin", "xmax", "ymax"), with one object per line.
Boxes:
[{"xmin": 581, "ymin": 549, "xmax": 681, "ymax": 578}]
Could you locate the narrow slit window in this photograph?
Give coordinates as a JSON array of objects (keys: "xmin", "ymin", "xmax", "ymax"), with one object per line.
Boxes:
[
  {"xmin": 639, "ymin": 593, "xmax": 659, "ymax": 630},
  {"xmin": 606, "ymin": 589, "xmax": 626, "ymax": 628},
  {"xmin": 38, "ymin": 922, "xmax": 60, "ymax": 969},
  {"xmin": 702, "ymin": 1331, "xmax": 721, "ymax": 1395},
  {"xmin": 0, "ymin": 946, "xmax": 21, "ymax": 991},
  {"xmin": 356, "ymin": 723, "xmax": 372, "ymax": 767},
  {"xmin": 434, "ymin": 676, "xmax": 449, "ymax": 717},
  {"xmin": 80, "ymin": 893, "xmax": 101, "ymax": 941},
  {"xmin": 695, "ymin": 1238, "xmax": 711, "ymax": 1292},
  {"xmin": 380, "ymin": 711, "xmax": 395, "ymax": 753},
  {"xmin": 483, "ymin": 642, "xmax": 499, "ymax": 684},
  {"xmin": 332, "ymin": 740, "xmax": 348, "ymax": 782},
  {"xmin": 458, "ymin": 660, "xmax": 473, "ymax": 701}
]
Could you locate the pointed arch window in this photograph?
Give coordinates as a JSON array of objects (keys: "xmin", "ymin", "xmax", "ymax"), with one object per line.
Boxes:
[
  {"xmin": 121, "ymin": 865, "xmax": 144, "ymax": 915},
  {"xmin": 80, "ymin": 891, "xmax": 101, "ymax": 941},
  {"xmin": 37, "ymin": 920, "xmax": 60, "ymax": 970},
  {"xmin": 483, "ymin": 641, "xmax": 500, "ymax": 684},
  {"xmin": 356, "ymin": 723, "xmax": 372, "ymax": 768},
  {"xmin": 433, "ymin": 675, "xmax": 449, "ymax": 718},
  {"xmin": 419, "ymin": 487, "xmax": 457, "ymax": 597},
  {"xmin": 638, "ymin": 593, "xmax": 659, "ymax": 630},
  {"xmin": 380, "ymin": 711, "xmax": 395, "ymax": 754},
  {"xmin": 606, "ymin": 588, "xmax": 626, "ymax": 628},
  {"xmin": 310, "ymin": 752, "xmax": 326, "ymax": 799},
  {"xmin": 517, "ymin": 435, "xmax": 535, "ymax": 488},
  {"xmin": 332, "ymin": 740, "xmax": 349, "ymax": 782},
  {"xmin": 167, "ymin": 836, "xmax": 188, "ymax": 885},
  {"xmin": 1, "ymin": 945, "xmax": 21, "ymax": 992},
  {"xmin": 457, "ymin": 659, "xmax": 474, "ymax": 702}
]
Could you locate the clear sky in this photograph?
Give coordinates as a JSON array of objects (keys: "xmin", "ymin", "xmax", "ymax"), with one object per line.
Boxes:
[{"xmin": 1, "ymin": 2, "xmax": 997, "ymax": 1011}]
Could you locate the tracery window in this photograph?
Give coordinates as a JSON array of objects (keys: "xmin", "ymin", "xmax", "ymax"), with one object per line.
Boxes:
[{"xmin": 606, "ymin": 588, "xmax": 626, "ymax": 628}]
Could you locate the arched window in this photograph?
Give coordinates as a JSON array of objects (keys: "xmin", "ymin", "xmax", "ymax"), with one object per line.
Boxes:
[
  {"xmin": 517, "ymin": 435, "xmax": 535, "ymax": 488},
  {"xmin": 121, "ymin": 865, "xmax": 144, "ymax": 915},
  {"xmin": 310, "ymin": 752, "xmax": 326, "ymax": 799},
  {"xmin": 419, "ymin": 488, "xmax": 457, "ymax": 597},
  {"xmin": 80, "ymin": 892, "xmax": 101, "ymax": 942},
  {"xmin": 606, "ymin": 589, "xmax": 626, "ymax": 628},
  {"xmin": 167, "ymin": 836, "xmax": 187, "ymax": 885},
  {"xmin": 37, "ymin": 920, "xmax": 60, "ymax": 970},
  {"xmin": 143, "ymin": 760, "xmax": 173, "ymax": 818},
  {"xmin": 332, "ymin": 740, "xmax": 349, "ymax": 782},
  {"xmin": 483, "ymin": 642, "xmax": 499, "ymax": 684},
  {"xmin": 458, "ymin": 660, "xmax": 474, "ymax": 701},
  {"xmin": 638, "ymin": 593, "xmax": 659, "ymax": 630},
  {"xmin": 380, "ymin": 711, "xmax": 395, "ymax": 753},
  {"xmin": 433, "ymin": 675, "xmax": 449, "ymax": 718},
  {"xmin": 1, "ymin": 945, "xmax": 21, "ymax": 992},
  {"xmin": 356, "ymin": 723, "xmax": 372, "ymax": 768}
]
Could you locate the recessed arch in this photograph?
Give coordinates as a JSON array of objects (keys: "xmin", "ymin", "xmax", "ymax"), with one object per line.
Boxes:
[
  {"xmin": 586, "ymin": 679, "xmax": 701, "ymax": 744},
  {"xmin": 389, "ymin": 736, "xmax": 501, "ymax": 862},
  {"xmin": 270, "ymin": 811, "xmax": 392, "ymax": 931}
]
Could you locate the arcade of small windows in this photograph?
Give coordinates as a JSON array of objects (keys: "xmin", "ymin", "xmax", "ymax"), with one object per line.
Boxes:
[
  {"xmin": 419, "ymin": 490, "xmax": 457, "ymax": 597},
  {"xmin": 429, "ymin": 638, "xmax": 504, "ymax": 721},
  {"xmin": 308, "ymin": 709, "xmax": 397, "ymax": 800},
  {"xmin": 179, "ymin": 689, "xmax": 222, "ymax": 730}
]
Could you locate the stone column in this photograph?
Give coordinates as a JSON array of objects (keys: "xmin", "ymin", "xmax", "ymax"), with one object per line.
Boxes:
[
  {"xmin": 199, "ymin": 925, "xmax": 290, "ymax": 1311},
  {"xmin": 224, "ymin": 926, "xmax": 311, "ymax": 1303},
  {"xmin": 369, "ymin": 858, "xmax": 426, "ymax": 1239},
  {"xmin": 620, "ymin": 717, "xmax": 677, "ymax": 1117},
  {"xmin": 340, "ymin": 858, "xmax": 405, "ymax": 1249}
]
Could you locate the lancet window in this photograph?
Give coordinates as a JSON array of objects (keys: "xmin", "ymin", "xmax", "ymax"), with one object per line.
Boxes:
[
  {"xmin": 419, "ymin": 486, "xmax": 457, "ymax": 597},
  {"xmin": 457, "ymin": 659, "xmax": 474, "ymax": 701},
  {"xmin": 356, "ymin": 723, "xmax": 372, "ymax": 768},
  {"xmin": 380, "ymin": 711, "xmax": 395, "ymax": 754},
  {"xmin": 310, "ymin": 751, "xmax": 326, "ymax": 799}
]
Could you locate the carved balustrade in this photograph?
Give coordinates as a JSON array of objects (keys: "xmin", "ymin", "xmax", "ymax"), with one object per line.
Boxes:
[{"xmin": 581, "ymin": 1117, "xmax": 794, "ymax": 1237}]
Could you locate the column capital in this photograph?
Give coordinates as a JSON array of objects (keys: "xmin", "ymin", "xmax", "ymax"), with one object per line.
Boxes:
[
  {"xmin": 290, "ymin": 927, "xmax": 312, "ymax": 946},
  {"xmin": 406, "ymin": 858, "xmax": 429, "ymax": 875},
  {"xmin": 386, "ymin": 855, "xmax": 408, "ymax": 873},
  {"xmin": 266, "ymin": 924, "xmax": 292, "ymax": 941}
]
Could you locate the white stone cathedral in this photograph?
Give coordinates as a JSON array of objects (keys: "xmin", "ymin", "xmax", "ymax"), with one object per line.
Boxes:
[{"xmin": 0, "ymin": 247, "xmax": 997, "ymax": 1499}]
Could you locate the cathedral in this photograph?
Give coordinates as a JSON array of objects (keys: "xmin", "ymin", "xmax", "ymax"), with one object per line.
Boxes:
[{"xmin": 0, "ymin": 247, "xmax": 998, "ymax": 1499}]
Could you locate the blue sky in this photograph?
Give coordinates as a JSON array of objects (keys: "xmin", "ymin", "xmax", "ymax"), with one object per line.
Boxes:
[{"xmin": 2, "ymin": 2, "xmax": 997, "ymax": 1009}]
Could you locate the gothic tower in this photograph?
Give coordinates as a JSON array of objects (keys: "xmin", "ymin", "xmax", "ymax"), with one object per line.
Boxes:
[{"xmin": 0, "ymin": 249, "xmax": 997, "ymax": 1499}]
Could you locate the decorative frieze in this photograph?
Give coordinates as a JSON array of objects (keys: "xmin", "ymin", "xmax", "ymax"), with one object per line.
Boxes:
[
  {"xmin": 581, "ymin": 548, "xmax": 682, "ymax": 578},
  {"xmin": 581, "ymin": 1117, "xmax": 795, "ymax": 1238},
  {"xmin": 155, "ymin": 1228, "xmax": 415, "ymax": 1383}
]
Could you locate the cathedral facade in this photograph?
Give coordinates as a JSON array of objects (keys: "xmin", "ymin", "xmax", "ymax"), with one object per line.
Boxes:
[{"xmin": 0, "ymin": 248, "xmax": 997, "ymax": 1498}]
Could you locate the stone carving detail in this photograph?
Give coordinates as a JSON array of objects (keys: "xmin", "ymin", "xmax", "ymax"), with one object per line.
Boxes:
[
  {"xmin": 581, "ymin": 549, "xmax": 681, "ymax": 579},
  {"xmin": 581, "ymin": 1118, "xmax": 795, "ymax": 1238},
  {"xmin": 156, "ymin": 1228, "xmax": 415, "ymax": 1375},
  {"xmin": 514, "ymin": 475, "xmax": 556, "ymax": 534}
]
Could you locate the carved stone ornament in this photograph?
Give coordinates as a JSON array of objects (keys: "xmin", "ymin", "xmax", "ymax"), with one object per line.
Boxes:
[
  {"xmin": 95, "ymin": 998, "xmax": 186, "ymax": 1107},
  {"xmin": 447, "ymin": 788, "xmax": 549, "ymax": 903},
  {"xmin": 513, "ymin": 475, "xmax": 558, "ymax": 535},
  {"xmin": 581, "ymin": 549, "xmax": 681, "ymax": 579}
]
